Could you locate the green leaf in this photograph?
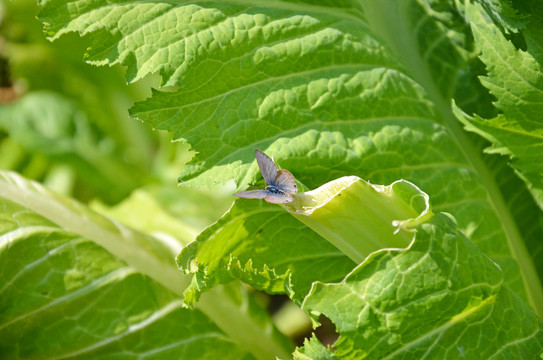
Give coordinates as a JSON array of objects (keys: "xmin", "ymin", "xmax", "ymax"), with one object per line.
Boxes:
[
  {"xmin": 135, "ymin": 66, "xmax": 437, "ymax": 187},
  {"xmin": 178, "ymin": 197, "xmax": 355, "ymax": 305},
  {"xmin": 32, "ymin": 0, "xmax": 543, "ymax": 356},
  {"xmin": 38, "ymin": 2, "xmax": 367, "ymax": 86},
  {"xmin": 178, "ymin": 175, "xmax": 431, "ymax": 307},
  {"xmin": 292, "ymin": 334, "xmax": 333, "ymax": 360},
  {"xmin": 179, "ymin": 123, "xmax": 542, "ymax": 310},
  {"xmin": 38, "ymin": 1, "xmax": 543, "ymax": 309},
  {"xmin": 456, "ymin": 2, "xmax": 543, "ymax": 209},
  {"xmin": 302, "ymin": 213, "xmax": 543, "ymax": 359},
  {"xmin": 476, "ymin": 0, "xmax": 531, "ymax": 32},
  {"xmin": 182, "ymin": 173, "xmax": 543, "ymax": 357},
  {"xmin": 0, "ymin": 171, "xmax": 293, "ymax": 360},
  {"xmin": 0, "ymin": 186, "xmax": 250, "ymax": 359}
]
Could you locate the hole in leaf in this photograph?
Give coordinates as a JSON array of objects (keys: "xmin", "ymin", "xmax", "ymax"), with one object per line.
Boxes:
[{"xmin": 296, "ymin": 313, "xmax": 338, "ymax": 347}]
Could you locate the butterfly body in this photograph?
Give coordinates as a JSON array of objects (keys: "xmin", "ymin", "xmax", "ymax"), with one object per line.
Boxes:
[{"xmin": 234, "ymin": 150, "xmax": 297, "ymax": 204}]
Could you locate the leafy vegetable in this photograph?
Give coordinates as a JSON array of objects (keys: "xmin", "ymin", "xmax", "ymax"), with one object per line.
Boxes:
[
  {"xmin": 0, "ymin": 170, "xmax": 293, "ymax": 359},
  {"xmin": 1, "ymin": 0, "xmax": 542, "ymax": 358}
]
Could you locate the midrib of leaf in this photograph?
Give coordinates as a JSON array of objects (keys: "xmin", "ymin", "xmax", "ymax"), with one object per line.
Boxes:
[
  {"xmin": 0, "ymin": 175, "xmax": 185, "ymax": 296},
  {"xmin": 197, "ymin": 286, "xmax": 292, "ymax": 359},
  {"xmin": 360, "ymin": 0, "xmax": 543, "ymax": 316},
  {"xmin": 209, "ymin": 1, "xmax": 365, "ymax": 23}
]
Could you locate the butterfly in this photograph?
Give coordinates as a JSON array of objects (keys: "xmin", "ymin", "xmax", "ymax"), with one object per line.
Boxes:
[{"xmin": 234, "ymin": 149, "xmax": 298, "ymax": 204}]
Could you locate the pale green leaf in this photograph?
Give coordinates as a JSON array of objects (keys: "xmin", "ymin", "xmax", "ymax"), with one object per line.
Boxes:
[
  {"xmin": 0, "ymin": 171, "xmax": 293, "ymax": 360},
  {"xmin": 0, "ymin": 193, "xmax": 251, "ymax": 359},
  {"xmin": 178, "ymin": 176, "xmax": 430, "ymax": 306}
]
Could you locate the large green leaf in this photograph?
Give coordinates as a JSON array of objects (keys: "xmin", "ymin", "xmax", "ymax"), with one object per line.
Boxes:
[
  {"xmin": 0, "ymin": 171, "xmax": 293, "ymax": 360},
  {"xmin": 0, "ymin": 197, "xmax": 249, "ymax": 359},
  {"xmin": 34, "ymin": 0, "xmax": 543, "ymax": 356},
  {"xmin": 303, "ymin": 213, "xmax": 543, "ymax": 359},
  {"xmin": 36, "ymin": 0, "xmax": 543, "ymax": 312}
]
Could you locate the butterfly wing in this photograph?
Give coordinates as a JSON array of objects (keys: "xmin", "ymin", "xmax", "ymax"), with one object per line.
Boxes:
[
  {"xmin": 234, "ymin": 190, "xmax": 269, "ymax": 199},
  {"xmin": 237, "ymin": 150, "xmax": 295, "ymax": 204},
  {"xmin": 255, "ymin": 149, "xmax": 278, "ymax": 186},
  {"xmin": 265, "ymin": 191, "xmax": 294, "ymax": 204},
  {"xmin": 274, "ymin": 169, "xmax": 298, "ymax": 194}
]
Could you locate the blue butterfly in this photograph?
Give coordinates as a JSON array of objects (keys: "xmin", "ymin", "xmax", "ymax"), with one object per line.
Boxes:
[{"xmin": 234, "ymin": 149, "xmax": 298, "ymax": 204}]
